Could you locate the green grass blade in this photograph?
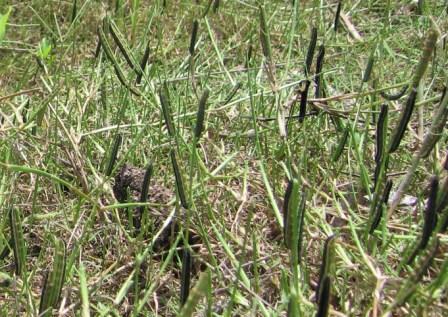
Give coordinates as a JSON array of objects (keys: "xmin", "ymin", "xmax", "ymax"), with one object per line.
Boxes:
[
  {"xmin": 170, "ymin": 149, "xmax": 188, "ymax": 209},
  {"xmin": 39, "ymin": 237, "xmax": 66, "ymax": 317},
  {"xmin": 98, "ymin": 24, "xmax": 141, "ymax": 96},
  {"xmin": 105, "ymin": 133, "xmax": 122, "ymax": 177},
  {"xmin": 108, "ymin": 18, "xmax": 141, "ymax": 76},
  {"xmin": 314, "ymin": 45, "xmax": 325, "ymax": 98},
  {"xmin": 333, "ymin": 1, "xmax": 342, "ymax": 32},
  {"xmin": 194, "ymin": 89, "xmax": 210, "ymax": 140},
  {"xmin": 78, "ymin": 263, "xmax": 90, "ymax": 317},
  {"xmin": 369, "ymin": 179, "xmax": 393, "ymax": 234},
  {"xmin": 159, "ymin": 84, "xmax": 176, "ymax": 138},
  {"xmin": 316, "ymin": 235, "xmax": 336, "ymax": 304},
  {"xmin": 9, "ymin": 208, "xmax": 26, "ymax": 277},
  {"xmin": 388, "ymin": 88, "xmax": 417, "ymax": 153},
  {"xmin": 298, "ymin": 80, "xmax": 311, "ymax": 122}
]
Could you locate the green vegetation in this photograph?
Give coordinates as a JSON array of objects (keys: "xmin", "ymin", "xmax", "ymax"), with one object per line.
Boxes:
[{"xmin": 1, "ymin": 0, "xmax": 448, "ymax": 316}]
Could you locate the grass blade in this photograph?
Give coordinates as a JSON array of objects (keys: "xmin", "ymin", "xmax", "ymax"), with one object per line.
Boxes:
[
  {"xmin": 78, "ymin": 263, "xmax": 90, "ymax": 317},
  {"xmin": 39, "ymin": 237, "xmax": 66, "ymax": 317},
  {"xmin": 259, "ymin": 4, "xmax": 272, "ymax": 62},
  {"xmin": 283, "ymin": 179, "xmax": 293, "ymax": 247},
  {"xmin": 316, "ymin": 235, "xmax": 336, "ymax": 304},
  {"xmin": 170, "ymin": 149, "xmax": 188, "ymax": 209},
  {"xmin": 314, "ymin": 45, "xmax": 325, "ymax": 98},
  {"xmin": 305, "ymin": 27, "xmax": 317, "ymax": 75},
  {"xmin": 298, "ymin": 80, "xmax": 311, "ymax": 122},
  {"xmin": 159, "ymin": 84, "xmax": 176, "ymax": 138},
  {"xmin": 388, "ymin": 28, "xmax": 438, "ymax": 153},
  {"xmin": 108, "ymin": 18, "xmax": 141, "ymax": 76},
  {"xmin": 136, "ymin": 40, "xmax": 151, "ymax": 84},
  {"xmin": 194, "ymin": 89, "xmax": 210, "ymax": 140},
  {"xmin": 284, "ymin": 179, "xmax": 303, "ymax": 251},
  {"xmin": 370, "ymin": 179, "xmax": 393, "ymax": 234},
  {"xmin": 410, "ymin": 28, "xmax": 438, "ymax": 89},
  {"xmin": 332, "ymin": 126, "xmax": 349, "ymax": 162},
  {"xmin": 135, "ymin": 162, "xmax": 153, "ymax": 231},
  {"xmin": 71, "ymin": 0, "xmax": 77, "ymax": 24},
  {"xmin": 9, "ymin": 208, "xmax": 26, "ymax": 277},
  {"xmin": 98, "ymin": 25, "xmax": 141, "ymax": 96},
  {"xmin": 105, "ymin": 133, "xmax": 122, "ymax": 177},
  {"xmin": 372, "ymin": 104, "xmax": 389, "ymax": 188},
  {"xmin": 189, "ymin": 20, "xmax": 199, "ymax": 56},
  {"xmin": 375, "ymin": 104, "xmax": 388, "ymax": 163},
  {"xmin": 362, "ymin": 45, "xmax": 375, "ymax": 83},
  {"xmin": 388, "ymin": 88, "xmax": 418, "ymax": 153},
  {"xmin": 221, "ymin": 82, "xmax": 242, "ymax": 105},
  {"xmin": 180, "ymin": 248, "xmax": 192, "ymax": 307},
  {"xmin": 407, "ymin": 176, "xmax": 438, "ymax": 264},
  {"xmin": 333, "ymin": 0, "xmax": 342, "ymax": 32}
]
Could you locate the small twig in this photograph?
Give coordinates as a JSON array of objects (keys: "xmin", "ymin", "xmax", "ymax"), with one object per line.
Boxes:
[{"xmin": 0, "ymin": 88, "xmax": 41, "ymax": 102}]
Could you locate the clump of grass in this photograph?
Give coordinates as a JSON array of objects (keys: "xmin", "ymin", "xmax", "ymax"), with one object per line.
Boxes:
[{"xmin": 2, "ymin": 2, "xmax": 448, "ymax": 316}]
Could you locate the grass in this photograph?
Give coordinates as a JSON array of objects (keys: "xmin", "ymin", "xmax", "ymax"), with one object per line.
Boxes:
[{"xmin": 1, "ymin": 0, "xmax": 448, "ymax": 316}]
